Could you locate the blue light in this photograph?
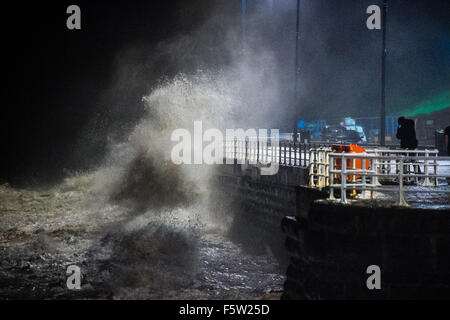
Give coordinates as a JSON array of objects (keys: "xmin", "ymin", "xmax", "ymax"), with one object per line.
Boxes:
[{"xmin": 298, "ymin": 120, "xmax": 305, "ymax": 129}]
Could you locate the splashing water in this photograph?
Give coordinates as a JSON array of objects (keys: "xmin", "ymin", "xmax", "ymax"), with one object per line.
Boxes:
[{"xmin": 0, "ymin": 64, "xmax": 286, "ymax": 299}]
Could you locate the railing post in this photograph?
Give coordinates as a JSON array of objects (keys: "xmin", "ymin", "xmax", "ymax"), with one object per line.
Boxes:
[
  {"xmin": 245, "ymin": 137, "xmax": 249, "ymax": 164},
  {"xmin": 289, "ymin": 142, "xmax": 292, "ymax": 166},
  {"xmin": 351, "ymin": 157, "xmax": 357, "ymax": 197},
  {"xmin": 309, "ymin": 149, "xmax": 315, "ymax": 187},
  {"xmin": 422, "ymin": 150, "xmax": 431, "ymax": 186},
  {"xmin": 329, "ymin": 154, "xmax": 335, "ymax": 200},
  {"xmin": 233, "ymin": 137, "xmax": 238, "ymax": 164},
  {"xmin": 321, "ymin": 149, "xmax": 326, "ymax": 188},
  {"xmin": 395, "ymin": 155, "xmax": 399, "ymax": 176},
  {"xmin": 254, "ymin": 138, "xmax": 256, "ymax": 163},
  {"xmin": 370, "ymin": 158, "xmax": 375, "ymax": 200},
  {"xmin": 317, "ymin": 149, "xmax": 322, "ymax": 187},
  {"xmin": 223, "ymin": 139, "xmax": 227, "ymax": 162},
  {"xmin": 341, "ymin": 155, "xmax": 347, "ymax": 204},
  {"xmin": 294, "ymin": 141, "xmax": 297, "ymax": 166},
  {"xmin": 434, "ymin": 153, "xmax": 438, "ymax": 186},
  {"xmin": 373, "ymin": 151, "xmax": 380, "ymax": 186},
  {"xmin": 398, "ymin": 157, "xmax": 407, "ymax": 206},
  {"xmin": 267, "ymin": 138, "xmax": 273, "ymax": 163},
  {"xmin": 256, "ymin": 136, "xmax": 260, "ymax": 164},
  {"xmin": 250, "ymin": 138, "xmax": 253, "ymax": 163},
  {"xmin": 361, "ymin": 156, "xmax": 367, "ymax": 199},
  {"xmin": 313, "ymin": 147, "xmax": 317, "ymax": 172},
  {"xmin": 265, "ymin": 138, "xmax": 269, "ymax": 163},
  {"xmin": 278, "ymin": 141, "xmax": 281, "ymax": 165},
  {"xmin": 413, "ymin": 151, "xmax": 419, "ymax": 185}
]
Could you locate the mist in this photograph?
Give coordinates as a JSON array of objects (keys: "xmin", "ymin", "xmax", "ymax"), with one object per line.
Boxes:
[
  {"xmin": 71, "ymin": 0, "xmax": 450, "ymax": 176},
  {"xmin": 3, "ymin": 0, "xmax": 448, "ymax": 185}
]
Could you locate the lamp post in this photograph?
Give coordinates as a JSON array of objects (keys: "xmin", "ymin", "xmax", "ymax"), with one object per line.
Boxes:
[
  {"xmin": 293, "ymin": 0, "xmax": 301, "ymax": 142},
  {"xmin": 380, "ymin": 0, "xmax": 388, "ymax": 146}
]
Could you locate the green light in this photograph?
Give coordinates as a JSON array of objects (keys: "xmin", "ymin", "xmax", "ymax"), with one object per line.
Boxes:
[{"xmin": 402, "ymin": 92, "xmax": 450, "ymax": 117}]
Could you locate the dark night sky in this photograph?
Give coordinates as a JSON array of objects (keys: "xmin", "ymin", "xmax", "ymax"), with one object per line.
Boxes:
[
  {"xmin": 3, "ymin": 0, "xmax": 217, "ymax": 185},
  {"xmin": 2, "ymin": 0, "xmax": 449, "ymax": 186}
]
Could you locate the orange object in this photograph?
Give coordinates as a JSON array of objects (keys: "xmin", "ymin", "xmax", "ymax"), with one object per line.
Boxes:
[{"xmin": 332, "ymin": 144, "xmax": 369, "ymax": 181}]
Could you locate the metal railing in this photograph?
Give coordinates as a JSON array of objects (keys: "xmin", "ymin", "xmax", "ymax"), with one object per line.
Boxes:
[
  {"xmin": 308, "ymin": 149, "xmax": 442, "ymax": 186},
  {"xmin": 224, "ymin": 137, "xmax": 443, "ymax": 171},
  {"xmin": 364, "ymin": 148, "xmax": 441, "ymax": 187},
  {"xmin": 223, "ymin": 137, "xmax": 449, "ymax": 206},
  {"xmin": 325, "ymin": 152, "xmax": 450, "ymax": 206},
  {"xmin": 223, "ymin": 138, "xmax": 311, "ymax": 167},
  {"xmin": 308, "ymin": 147, "xmax": 331, "ymax": 188}
]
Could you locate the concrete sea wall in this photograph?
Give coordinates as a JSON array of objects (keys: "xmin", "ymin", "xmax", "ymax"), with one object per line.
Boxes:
[
  {"xmin": 210, "ymin": 164, "xmax": 308, "ymax": 259},
  {"xmin": 212, "ymin": 164, "xmax": 450, "ymax": 299},
  {"xmin": 282, "ymin": 200, "xmax": 450, "ymax": 299}
]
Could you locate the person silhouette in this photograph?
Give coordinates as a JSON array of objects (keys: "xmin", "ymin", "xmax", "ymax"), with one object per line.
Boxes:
[
  {"xmin": 444, "ymin": 125, "xmax": 450, "ymax": 156},
  {"xmin": 396, "ymin": 117, "xmax": 421, "ymax": 179},
  {"xmin": 396, "ymin": 117, "xmax": 418, "ymax": 150}
]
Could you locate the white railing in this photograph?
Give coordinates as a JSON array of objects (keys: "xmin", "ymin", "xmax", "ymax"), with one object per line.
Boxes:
[
  {"xmin": 308, "ymin": 147, "xmax": 331, "ymax": 188},
  {"xmin": 223, "ymin": 138, "xmax": 311, "ymax": 167},
  {"xmin": 223, "ymin": 138, "xmax": 449, "ymax": 206},
  {"xmin": 362, "ymin": 149, "xmax": 440, "ymax": 186},
  {"xmin": 309, "ymin": 149, "xmax": 442, "ymax": 186},
  {"xmin": 325, "ymin": 152, "xmax": 450, "ymax": 206}
]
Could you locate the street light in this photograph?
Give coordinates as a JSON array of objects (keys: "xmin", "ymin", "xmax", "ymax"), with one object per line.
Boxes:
[
  {"xmin": 380, "ymin": 0, "xmax": 388, "ymax": 146},
  {"xmin": 293, "ymin": 0, "xmax": 301, "ymax": 142}
]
